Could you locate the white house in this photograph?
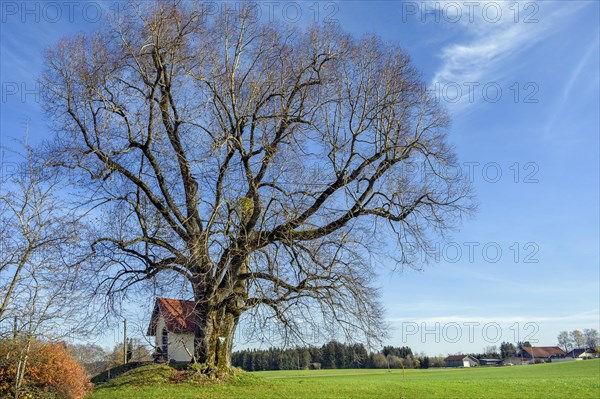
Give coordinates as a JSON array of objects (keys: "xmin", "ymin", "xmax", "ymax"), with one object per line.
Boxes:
[
  {"xmin": 565, "ymin": 348, "xmax": 598, "ymax": 359},
  {"xmin": 147, "ymin": 297, "xmax": 196, "ymax": 363}
]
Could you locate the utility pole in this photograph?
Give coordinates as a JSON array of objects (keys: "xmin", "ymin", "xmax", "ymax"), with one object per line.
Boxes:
[{"xmin": 123, "ymin": 319, "xmax": 127, "ymax": 364}]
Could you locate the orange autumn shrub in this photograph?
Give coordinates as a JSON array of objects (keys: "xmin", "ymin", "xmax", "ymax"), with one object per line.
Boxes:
[{"xmin": 0, "ymin": 339, "xmax": 92, "ymax": 399}]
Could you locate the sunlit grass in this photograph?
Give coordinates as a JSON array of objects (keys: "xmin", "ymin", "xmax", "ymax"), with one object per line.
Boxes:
[{"xmin": 89, "ymin": 359, "xmax": 600, "ymax": 398}]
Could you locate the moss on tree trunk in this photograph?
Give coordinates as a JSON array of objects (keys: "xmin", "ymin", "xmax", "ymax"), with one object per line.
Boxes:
[{"xmin": 192, "ymin": 302, "xmax": 239, "ymax": 376}]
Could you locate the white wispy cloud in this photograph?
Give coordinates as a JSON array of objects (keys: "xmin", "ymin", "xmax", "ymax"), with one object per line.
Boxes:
[
  {"xmin": 562, "ymin": 38, "xmax": 599, "ymax": 100},
  {"xmin": 429, "ymin": 1, "xmax": 588, "ymax": 112},
  {"xmin": 541, "ymin": 28, "xmax": 599, "ymax": 137}
]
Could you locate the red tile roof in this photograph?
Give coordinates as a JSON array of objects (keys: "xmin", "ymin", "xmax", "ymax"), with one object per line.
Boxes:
[
  {"xmin": 147, "ymin": 298, "xmax": 196, "ymax": 335},
  {"xmin": 522, "ymin": 346, "xmax": 565, "ymax": 358},
  {"xmin": 444, "ymin": 355, "xmax": 469, "ymax": 361}
]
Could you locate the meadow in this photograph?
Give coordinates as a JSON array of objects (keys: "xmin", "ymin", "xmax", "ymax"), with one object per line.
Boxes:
[{"xmin": 89, "ymin": 359, "xmax": 600, "ymax": 399}]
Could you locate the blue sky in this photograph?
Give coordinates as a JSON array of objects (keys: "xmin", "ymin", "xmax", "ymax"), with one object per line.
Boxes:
[{"xmin": 1, "ymin": 1, "xmax": 598, "ymax": 356}]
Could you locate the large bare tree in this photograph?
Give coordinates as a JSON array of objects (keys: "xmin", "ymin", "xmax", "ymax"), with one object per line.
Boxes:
[{"xmin": 41, "ymin": 2, "xmax": 473, "ymax": 374}]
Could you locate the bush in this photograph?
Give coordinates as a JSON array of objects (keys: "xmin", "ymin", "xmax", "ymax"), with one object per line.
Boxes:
[{"xmin": 0, "ymin": 339, "xmax": 92, "ymax": 399}]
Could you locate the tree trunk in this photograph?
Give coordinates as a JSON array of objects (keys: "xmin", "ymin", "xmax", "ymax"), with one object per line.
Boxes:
[
  {"xmin": 190, "ymin": 255, "xmax": 247, "ymax": 375},
  {"xmin": 193, "ymin": 300, "xmax": 240, "ymax": 375},
  {"xmin": 14, "ymin": 336, "xmax": 33, "ymax": 399}
]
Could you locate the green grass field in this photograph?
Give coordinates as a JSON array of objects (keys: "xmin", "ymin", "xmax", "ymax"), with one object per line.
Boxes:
[{"xmin": 89, "ymin": 359, "xmax": 600, "ymax": 399}]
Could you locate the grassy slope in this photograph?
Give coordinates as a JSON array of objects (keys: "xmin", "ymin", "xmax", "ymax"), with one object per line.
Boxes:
[{"xmin": 89, "ymin": 359, "xmax": 600, "ymax": 399}]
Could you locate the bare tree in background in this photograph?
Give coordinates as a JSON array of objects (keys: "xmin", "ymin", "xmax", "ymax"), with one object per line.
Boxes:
[
  {"xmin": 557, "ymin": 330, "xmax": 570, "ymax": 352},
  {"xmin": 41, "ymin": 2, "xmax": 473, "ymax": 374},
  {"xmin": 583, "ymin": 329, "xmax": 598, "ymax": 349},
  {"xmin": 570, "ymin": 330, "xmax": 586, "ymax": 349},
  {"xmin": 0, "ymin": 144, "xmax": 93, "ymax": 397},
  {"xmin": 67, "ymin": 343, "xmax": 108, "ymax": 376}
]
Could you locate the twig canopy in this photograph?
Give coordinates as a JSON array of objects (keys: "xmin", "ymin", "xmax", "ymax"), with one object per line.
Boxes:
[{"xmin": 41, "ymin": 1, "xmax": 473, "ymax": 373}]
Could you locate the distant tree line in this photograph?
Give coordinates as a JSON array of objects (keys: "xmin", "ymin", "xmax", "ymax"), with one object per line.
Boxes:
[
  {"xmin": 471, "ymin": 342, "xmax": 523, "ymax": 359},
  {"xmin": 232, "ymin": 342, "xmax": 446, "ymax": 371},
  {"xmin": 467, "ymin": 344, "xmax": 502, "ymax": 360}
]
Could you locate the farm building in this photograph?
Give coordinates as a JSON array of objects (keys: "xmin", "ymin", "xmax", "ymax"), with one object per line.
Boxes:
[
  {"xmin": 565, "ymin": 348, "xmax": 598, "ymax": 359},
  {"xmin": 479, "ymin": 358, "xmax": 503, "ymax": 366},
  {"xmin": 516, "ymin": 346, "xmax": 566, "ymax": 360},
  {"xmin": 444, "ymin": 355, "xmax": 479, "ymax": 367},
  {"xmin": 147, "ymin": 297, "xmax": 196, "ymax": 363}
]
